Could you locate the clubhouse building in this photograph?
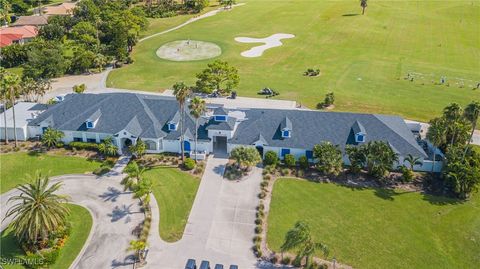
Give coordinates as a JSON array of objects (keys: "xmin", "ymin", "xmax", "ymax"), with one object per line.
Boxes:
[{"xmin": 1, "ymin": 93, "xmax": 441, "ymax": 172}]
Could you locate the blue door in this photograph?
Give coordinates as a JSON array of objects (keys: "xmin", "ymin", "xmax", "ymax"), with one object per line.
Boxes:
[
  {"xmin": 281, "ymin": 148, "xmax": 290, "ymax": 157},
  {"xmin": 184, "ymin": 141, "xmax": 191, "ymax": 152}
]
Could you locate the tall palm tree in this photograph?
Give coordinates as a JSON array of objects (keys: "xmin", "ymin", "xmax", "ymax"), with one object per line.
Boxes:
[
  {"xmin": 134, "ymin": 177, "xmax": 153, "ymax": 206},
  {"xmin": 281, "ymin": 221, "xmax": 328, "ymax": 267},
  {"xmin": 5, "ymin": 173, "xmax": 70, "ymax": 248},
  {"xmin": 173, "ymin": 82, "xmax": 191, "ymax": 161},
  {"xmin": 360, "ymin": 0, "xmax": 368, "ymax": 15},
  {"xmin": 0, "ymin": 69, "xmax": 9, "ymax": 144},
  {"xmin": 404, "ymin": 154, "xmax": 422, "ymax": 171},
  {"xmin": 188, "ymin": 97, "xmax": 206, "ymax": 161},
  {"xmin": 5, "ymin": 72, "xmax": 21, "ymax": 148},
  {"xmin": 426, "ymin": 118, "xmax": 447, "ymax": 173},
  {"xmin": 463, "ymin": 101, "xmax": 480, "ymax": 157}
]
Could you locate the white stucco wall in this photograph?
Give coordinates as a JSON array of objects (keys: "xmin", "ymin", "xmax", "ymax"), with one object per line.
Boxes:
[{"xmin": 0, "ymin": 127, "xmax": 27, "ymax": 141}]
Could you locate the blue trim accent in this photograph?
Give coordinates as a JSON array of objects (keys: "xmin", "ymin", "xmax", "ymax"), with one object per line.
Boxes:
[
  {"xmin": 168, "ymin": 123, "xmax": 177, "ymax": 131},
  {"xmin": 281, "ymin": 148, "xmax": 290, "ymax": 157},
  {"xmin": 356, "ymin": 134, "xmax": 365, "ymax": 143},
  {"xmin": 214, "ymin": 115, "xmax": 227, "ymax": 122},
  {"xmin": 282, "ymin": 130, "xmax": 290, "ymax": 138},
  {"xmin": 306, "ymin": 150, "xmax": 313, "ymax": 159},
  {"xmin": 184, "ymin": 140, "xmax": 191, "ymax": 151}
]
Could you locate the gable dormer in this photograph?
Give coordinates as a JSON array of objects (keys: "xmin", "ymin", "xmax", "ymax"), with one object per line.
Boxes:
[
  {"xmin": 85, "ymin": 109, "xmax": 101, "ymax": 130},
  {"xmin": 167, "ymin": 111, "xmax": 181, "ymax": 131},
  {"xmin": 280, "ymin": 116, "xmax": 292, "ymax": 138},
  {"xmin": 352, "ymin": 120, "xmax": 366, "ymax": 143},
  {"xmin": 213, "ymin": 106, "xmax": 228, "ymax": 122}
]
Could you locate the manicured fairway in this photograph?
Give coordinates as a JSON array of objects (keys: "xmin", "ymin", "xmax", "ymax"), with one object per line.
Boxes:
[
  {"xmin": 144, "ymin": 167, "xmax": 200, "ymax": 242},
  {"xmin": 0, "ymin": 152, "xmax": 102, "ymax": 194},
  {"xmin": 0, "ymin": 204, "xmax": 92, "ymax": 269},
  {"xmin": 267, "ymin": 178, "xmax": 480, "ymax": 269},
  {"xmin": 108, "ymin": 0, "xmax": 480, "ymax": 123}
]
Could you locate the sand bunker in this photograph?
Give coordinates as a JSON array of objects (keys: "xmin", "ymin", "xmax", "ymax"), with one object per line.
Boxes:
[
  {"xmin": 156, "ymin": 40, "xmax": 221, "ymax": 61},
  {"xmin": 234, "ymin": 33, "xmax": 295, "ymax": 57}
]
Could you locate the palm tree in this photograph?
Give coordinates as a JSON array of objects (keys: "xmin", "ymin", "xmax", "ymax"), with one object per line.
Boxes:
[
  {"xmin": 122, "ymin": 161, "xmax": 146, "ymax": 191},
  {"xmin": 360, "ymin": 0, "xmax": 368, "ymax": 15},
  {"xmin": 281, "ymin": 221, "xmax": 328, "ymax": 267},
  {"xmin": 188, "ymin": 97, "xmax": 206, "ymax": 161},
  {"xmin": 5, "ymin": 172, "xmax": 70, "ymax": 248},
  {"xmin": 426, "ymin": 118, "xmax": 447, "ymax": 173},
  {"xmin": 463, "ymin": 101, "xmax": 480, "ymax": 157},
  {"xmin": 41, "ymin": 128, "xmax": 64, "ymax": 149},
  {"xmin": 0, "ymin": 69, "xmax": 9, "ymax": 144},
  {"xmin": 134, "ymin": 177, "xmax": 153, "ymax": 206},
  {"xmin": 404, "ymin": 154, "xmax": 422, "ymax": 171},
  {"xmin": 173, "ymin": 82, "xmax": 191, "ymax": 161},
  {"xmin": 98, "ymin": 137, "xmax": 118, "ymax": 156},
  {"xmin": 128, "ymin": 240, "xmax": 148, "ymax": 266},
  {"xmin": 1, "ymin": 71, "xmax": 21, "ymax": 147}
]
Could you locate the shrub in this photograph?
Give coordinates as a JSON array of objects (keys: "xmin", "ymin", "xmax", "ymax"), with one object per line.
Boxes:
[
  {"xmin": 260, "ymin": 181, "xmax": 269, "ymax": 188},
  {"xmin": 281, "ymin": 168, "xmax": 291, "ymax": 176},
  {"xmin": 183, "ymin": 158, "xmax": 196, "ymax": 170},
  {"xmin": 73, "ymin": 83, "xmax": 86, "ymax": 93},
  {"xmin": 401, "ymin": 166, "xmax": 414, "ymax": 182},
  {"xmin": 68, "ymin": 141, "xmax": 98, "ymax": 151},
  {"xmin": 258, "ymin": 191, "xmax": 266, "ymax": 199},
  {"xmin": 299, "ymin": 155, "xmax": 309, "ymax": 170},
  {"xmin": 281, "ymin": 256, "xmax": 291, "ymax": 265},
  {"xmin": 257, "ymin": 203, "xmax": 264, "ymax": 211},
  {"xmin": 284, "ymin": 154, "xmax": 296, "ymax": 167},
  {"xmin": 296, "ymin": 169, "xmax": 305, "ymax": 178},
  {"xmin": 256, "ymin": 210, "xmax": 264, "ymax": 218},
  {"xmin": 292, "ymin": 256, "xmax": 302, "ymax": 267},
  {"xmin": 254, "ymin": 225, "xmax": 263, "ymax": 234},
  {"xmin": 253, "ymin": 235, "xmax": 262, "ymax": 243},
  {"xmin": 270, "ymin": 255, "xmax": 278, "ymax": 264},
  {"xmin": 264, "ymin": 151, "xmax": 279, "ymax": 166},
  {"xmin": 263, "ymin": 174, "xmax": 272, "ymax": 181},
  {"xmin": 255, "ymin": 218, "xmax": 263, "ymax": 225},
  {"xmin": 93, "ymin": 166, "xmax": 111, "ymax": 175}
]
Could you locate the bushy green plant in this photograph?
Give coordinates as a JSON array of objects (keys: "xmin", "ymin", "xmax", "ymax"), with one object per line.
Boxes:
[
  {"xmin": 400, "ymin": 165, "xmax": 414, "ymax": 182},
  {"xmin": 299, "ymin": 155, "xmax": 309, "ymax": 170},
  {"xmin": 284, "ymin": 154, "xmax": 296, "ymax": 167},
  {"xmin": 281, "ymin": 256, "xmax": 291, "ymax": 265},
  {"xmin": 68, "ymin": 141, "xmax": 98, "ymax": 151},
  {"xmin": 255, "ymin": 225, "xmax": 263, "ymax": 234},
  {"xmin": 183, "ymin": 158, "xmax": 196, "ymax": 170},
  {"xmin": 264, "ymin": 150, "xmax": 279, "ymax": 166},
  {"xmin": 258, "ymin": 191, "xmax": 266, "ymax": 199},
  {"xmin": 255, "ymin": 218, "xmax": 263, "ymax": 225}
]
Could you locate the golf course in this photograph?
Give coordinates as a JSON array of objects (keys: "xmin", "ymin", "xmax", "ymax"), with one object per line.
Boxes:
[{"xmin": 107, "ymin": 0, "xmax": 479, "ymax": 122}]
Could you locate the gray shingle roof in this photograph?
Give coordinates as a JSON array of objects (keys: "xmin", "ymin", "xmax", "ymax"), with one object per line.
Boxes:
[{"xmin": 229, "ymin": 109, "xmax": 427, "ymax": 158}]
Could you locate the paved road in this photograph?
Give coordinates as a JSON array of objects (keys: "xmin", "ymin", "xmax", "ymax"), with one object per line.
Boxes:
[
  {"xmin": 145, "ymin": 156, "xmax": 262, "ymax": 269},
  {"xmin": 0, "ymin": 156, "xmax": 142, "ymax": 269}
]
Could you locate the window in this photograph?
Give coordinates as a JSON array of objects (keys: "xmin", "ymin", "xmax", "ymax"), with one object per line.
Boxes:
[
  {"xmin": 282, "ymin": 130, "xmax": 291, "ymax": 138},
  {"xmin": 168, "ymin": 123, "xmax": 177, "ymax": 131},
  {"xmin": 355, "ymin": 133, "xmax": 365, "ymax": 143},
  {"xmin": 87, "ymin": 138, "xmax": 96, "ymax": 143},
  {"xmin": 73, "ymin": 137, "xmax": 83, "ymax": 142},
  {"xmin": 86, "ymin": 120, "xmax": 94, "ymax": 129},
  {"xmin": 281, "ymin": 148, "xmax": 290, "ymax": 157},
  {"xmin": 306, "ymin": 150, "xmax": 313, "ymax": 159},
  {"xmin": 145, "ymin": 140, "xmax": 157, "ymax": 150},
  {"xmin": 214, "ymin": 115, "xmax": 227, "ymax": 122},
  {"xmin": 42, "ymin": 127, "xmax": 48, "ymax": 134}
]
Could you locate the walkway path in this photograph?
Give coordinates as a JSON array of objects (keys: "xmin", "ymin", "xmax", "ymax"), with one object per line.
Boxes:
[
  {"xmin": 145, "ymin": 156, "xmax": 262, "ymax": 268},
  {"xmin": 0, "ymin": 157, "xmax": 141, "ymax": 269},
  {"xmin": 139, "ymin": 4, "xmax": 245, "ymax": 43}
]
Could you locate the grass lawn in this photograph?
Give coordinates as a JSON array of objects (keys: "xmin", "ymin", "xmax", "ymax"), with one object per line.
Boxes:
[
  {"xmin": 472, "ymin": 144, "xmax": 480, "ymax": 153},
  {"xmin": 267, "ymin": 178, "xmax": 480, "ymax": 269},
  {"xmin": 143, "ymin": 167, "xmax": 200, "ymax": 242},
  {"xmin": 0, "ymin": 204, "xmax": 93, "ymax": 269},
  {"xmin": 108, "ymin": 0, "xmax": 479, "ymax": 123},
  {"xmin": 0, "ymin": 152, "xmax": 102, "ymax": 194}
]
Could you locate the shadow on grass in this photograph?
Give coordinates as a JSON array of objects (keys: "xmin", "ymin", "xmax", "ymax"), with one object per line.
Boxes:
[
  {"xmin": 421, "ymin": 193, "xmax": 464, "ymax": 205},
  {"xmin": 0, "ymin": 227, "xmax": 25, "ymax": 262},
  {"xmin": 342, "ymin": 13, "xmax": 360, "ymax": 17},
  {"xmin": 27, "ymin": 150, "xmax": 42, "ymax": 157}
]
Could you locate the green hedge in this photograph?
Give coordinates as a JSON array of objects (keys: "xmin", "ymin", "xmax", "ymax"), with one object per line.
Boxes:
[{"xmin": 68, "ymin": 142, "xmax": 98, "ymax": 151}]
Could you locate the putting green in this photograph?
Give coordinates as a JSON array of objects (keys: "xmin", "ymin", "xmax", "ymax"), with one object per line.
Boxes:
[{"xmin": 156, "ymin": 40, "xmax": 221, "ymax": 61}]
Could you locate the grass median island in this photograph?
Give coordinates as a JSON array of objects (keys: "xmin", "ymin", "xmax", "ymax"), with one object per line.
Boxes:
[
  {"xmin": 143, "ymin": 167, "xmax": 200, "ymax": 242},
  {"xmin": 0, "ymin": 204, "xmax": 93, "ymax": 269},
  {"xmin": 108, "ymin": 0, "xmax": 480, "ymax": 123},
  {"xmin": 267, "ymin": 178, "xmax": 480, "ymax": 269},
  {"xmin": 0, "ymin": 152, "xmax": 103, "ymax": 194}
]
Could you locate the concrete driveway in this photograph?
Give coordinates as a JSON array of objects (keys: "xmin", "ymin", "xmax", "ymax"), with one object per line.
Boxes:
[
  {"xmin": 145, "ymin": 156, "xmax": 262, "ymax": 269},
  {"xmin": 0, "ymin": 157, "xmax": 143, "ymax": 269}
]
